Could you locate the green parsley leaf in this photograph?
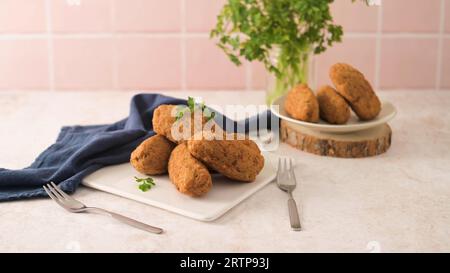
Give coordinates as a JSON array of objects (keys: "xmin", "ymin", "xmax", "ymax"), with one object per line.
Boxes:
[
  {"xmin": 175, "ymin": 106, "xmax": 187, "ymax": 121},
  {"xmin": 175, "ymin": 97, "xmax": 216, "ymax": 122},
  {"xmin": 134, "ymin": 176, "xmax": 155, "ymax": 192},
  {"xmin": 187, "ymin": 97, "xmax": 196, "ymax": 112},
  {"xmin": 211, "ymin": 0, "xmax": 369, "ymax": 80},
  {"xmin": 204, "ymin": 109, "xmax": 216, "ymax": 122},
  {"xmin": 139, "ymin": 183, "xmax": 151, "ymax": 192}
]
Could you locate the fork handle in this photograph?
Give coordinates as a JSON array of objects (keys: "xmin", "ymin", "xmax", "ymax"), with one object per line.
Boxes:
[
  {"xmin": 89, "ymin": 208, "xmax": 163, "ymax": 234},
  {"xmin": 288, "ymin": 198, "xmax": 301, "ymax": 231}
]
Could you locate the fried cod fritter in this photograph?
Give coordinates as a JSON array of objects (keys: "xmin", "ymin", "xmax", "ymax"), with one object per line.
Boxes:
[
  {"xmin": 130, "ymin": 134, "xmax": 176, "ymax": 175},
  {"xmin": 152, "ymin": 105, "xmax": 178, "ymax": 142},
  {"xmin": 152, "ymin": 104, "xmax": 214, "ymax": 143},
  {"xmin": 316, "ymin": 85, "xmax": 351, "ymax": 125},
  {"xmin": 284, "ymin": 84, "xmax": 320, "ymax": 123},
  {"xmin": 187, "ymin": 133, "xmax": 264, "ymax": 182},
  {"xmin": 329, "ymin": 63, "xmax": 381, "ymax": 121},
  {"xmin": 168, "ymin": 143, "xmax": 212, "ymax": 197}
]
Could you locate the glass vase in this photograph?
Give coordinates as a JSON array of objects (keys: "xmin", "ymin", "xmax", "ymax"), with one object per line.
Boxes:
[{"xmin": 265, "ymin": 47, "xmax": 315, "ymax": 105}]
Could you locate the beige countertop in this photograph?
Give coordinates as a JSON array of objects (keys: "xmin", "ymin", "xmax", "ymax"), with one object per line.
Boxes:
[{"xmin": 0, "ymin": 90, "xmax": 449, "ymax": 253}]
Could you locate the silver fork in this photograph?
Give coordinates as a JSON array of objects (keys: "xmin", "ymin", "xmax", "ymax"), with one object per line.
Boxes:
[
  {"xmin": 43, "ymin": 182, "xmax": 163, "ymax": 234},
  {"xmin": 277, "ymin": 158, "xmax": 301, "ymax": 231}
]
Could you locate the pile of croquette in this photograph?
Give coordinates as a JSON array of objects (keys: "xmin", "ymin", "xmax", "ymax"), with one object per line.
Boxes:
[
  {"xmin": 284, "ymin": 63, "xmax": 381, "ymax": 124},
  {"xmin": 130, "ymin": 105, "xmax": 264, "ymax": 197}
]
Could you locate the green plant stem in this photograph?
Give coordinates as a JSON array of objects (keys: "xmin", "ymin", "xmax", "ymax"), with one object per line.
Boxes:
[{"xmin": 266, "ymin": 46, "xmax": 310, "ymax": 105}]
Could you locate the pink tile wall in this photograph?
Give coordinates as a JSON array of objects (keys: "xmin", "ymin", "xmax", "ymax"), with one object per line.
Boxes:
[
  {"xmin": 185, "ymin": 37, "xmax": 246, "ymax": 90},
  {"xmin": 0, "ymin": 0, "xmax": 448, "ymax": 91},
  {"xmin": 113, "ymin": 0, "xmax": 181, "ymax": 32},
  {"xmin": 51, "ymin": 0, "xmax": 111, "ymax": 33},
  {"xmin": 186, "ymin": 0, "xmax": 225, "ymax": 32},
  {"xmin": 116, "ymin": 37, "xmax": 181, "ymax": 89},
  {"xmin": 331, "ymin": 0, "xmax": 378, "ymax": 32},
  {"xmin": 380, "ymin": 38, "xmax": 439, "ymax": 89},
  {"xmin": 446, "ymin": 0, "xmax": 450, "ymax": 33},
  {"xmin": 0, "ymin": 0, "xmax": 46, "ymax": 33},
  {"xmin": 316, "ymin": 37, "xmax": 377, "ymax": 87},
  {"xmin": 382, "ymin": 0, "xmax": 441, "ymax": 33},
  {"xmin": 0, "ymin": 39, "xmax": 49, "ymax": 89},
  {"xmin": 53, "ymin": 38, "xmax": 114, "ymax": 89},
  {"xmin": 442, "ymin": 39, "xmax": 450, "ymax": 88}
]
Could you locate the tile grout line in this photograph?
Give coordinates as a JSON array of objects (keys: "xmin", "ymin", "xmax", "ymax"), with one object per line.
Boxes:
[
  {"xmin": 436, "ymin": 0, "xmax": 446, "ymax": 90},
  {"xmin": 374, "ymin": 4, "xmax": 383, "ymax": 90},
  {"xmin": 0, "ymin": 33, "xmax": 449, "ymax": 40},
  {"xmin": 45, "ymin": 0, "xmax": 55, "ymax": 92},
  {"xmin": 2, "ymin": 1, "xmax": 447, "ymax": 92},
  {"xmin": 2, "ymin": 32, "xmax": 450, "ymax": 39},
  {"xmin": 110, "ymin": 0, "xmax": 119, "ymax": 90},
  {"xmin": 180, "ymin": 0, "xmax": 187, "ymax": 92}
]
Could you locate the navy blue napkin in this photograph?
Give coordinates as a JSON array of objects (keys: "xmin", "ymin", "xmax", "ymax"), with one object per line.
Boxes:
[{"xmin": 0, "ymin": 93, "xmax": 274, "ymax": 201}]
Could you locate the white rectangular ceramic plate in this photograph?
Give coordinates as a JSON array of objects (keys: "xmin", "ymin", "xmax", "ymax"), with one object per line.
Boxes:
[{"xmin": 82, "ymin": 152, "xmax": 277, "ymax": 221}]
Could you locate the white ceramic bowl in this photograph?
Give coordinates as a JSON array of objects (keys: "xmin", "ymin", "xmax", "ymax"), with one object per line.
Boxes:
[{"xmin": 270, "ymin": 94, "xmax": 397, "ymax": 133}]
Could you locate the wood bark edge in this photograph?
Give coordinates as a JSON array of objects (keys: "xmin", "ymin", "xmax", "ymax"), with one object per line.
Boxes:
[{"xmin": 280, "ymin": 120, "xmax": 392, "ymax": 158}]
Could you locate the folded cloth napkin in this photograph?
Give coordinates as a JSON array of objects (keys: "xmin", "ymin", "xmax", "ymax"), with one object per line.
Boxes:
[{"xmin": 0, "ymin": 93, "xmax": 274, "ymax": 201}]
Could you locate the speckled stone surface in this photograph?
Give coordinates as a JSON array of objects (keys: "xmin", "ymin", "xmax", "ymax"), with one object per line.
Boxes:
[{"xmin": 0, "ymin": 90, "xmax": 449, "ymax": 253}]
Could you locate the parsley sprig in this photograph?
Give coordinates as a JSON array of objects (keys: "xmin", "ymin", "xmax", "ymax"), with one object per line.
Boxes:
[
  {"xmin": 134, "ymin": 176, "xmax": 155, "ymax": 192},
  {"xmin": 211, "ymin": 0, "xmax": 370, "ymax": 104},
  {"xmin": 211, "ymin": 0, "xmax": 370, "ymax": 76},
  {"xmin": 175, "ymin": 97, "xmax": 215, "ymax": 122}
]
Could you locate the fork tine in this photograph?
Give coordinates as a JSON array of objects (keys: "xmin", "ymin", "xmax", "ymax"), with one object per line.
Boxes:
[
  {"xmin": 289, "ymin": 158, "xmax": 297, "ymax": 182},
  {"xmin": 43, "ymin": 185, "xmax": 54, "ymax": 199},
  {"xmin": 283, "ymin": 157, "xmax": 288, "ymax": 174},
  {"xmin": 277, "ymin": 158, "xmax": 282, "ymax": 174},
  {"xmin": 50, "ymin": 181, "xmax": 71, "ymax": 200},
  {"xmin": 43, "ymin": 185, "xmax": 66, "ymax": 208},
  {"xmin": 47, "ymin": 183, "xmax": 66, "ymax": 201}
]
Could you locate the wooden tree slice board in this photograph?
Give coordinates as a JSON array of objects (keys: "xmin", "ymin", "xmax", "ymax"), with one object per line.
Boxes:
[{"xmin": 280, "ymin": 120, "xmax": 392, "ymax": 158}]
